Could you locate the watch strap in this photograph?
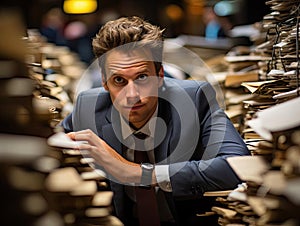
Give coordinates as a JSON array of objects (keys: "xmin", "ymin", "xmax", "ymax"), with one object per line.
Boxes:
[{"xmin": 141, "ymin": 163, "xmax": 154, "ymax": 186}]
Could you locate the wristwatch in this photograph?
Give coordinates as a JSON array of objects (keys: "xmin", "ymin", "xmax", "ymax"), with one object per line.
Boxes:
[{"xmin": 140, "ymin": 163, "xmax": 154, "ymax": 187}]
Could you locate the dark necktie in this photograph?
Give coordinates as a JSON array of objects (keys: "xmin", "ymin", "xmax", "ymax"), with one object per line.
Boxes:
[{"xmin": 133, "ymin": 132, "xmax": 161, "ymax": 226}]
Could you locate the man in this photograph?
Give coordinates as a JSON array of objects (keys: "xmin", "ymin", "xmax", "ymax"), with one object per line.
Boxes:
[{"xmin": 62, "ymin": 16, "xmax": 249, "ymax": 226}]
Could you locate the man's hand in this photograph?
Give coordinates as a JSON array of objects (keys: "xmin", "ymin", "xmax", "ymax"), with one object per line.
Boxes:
[{"xmin": 67, "ymin": 129, "xmax": 141, "ymax": 184}]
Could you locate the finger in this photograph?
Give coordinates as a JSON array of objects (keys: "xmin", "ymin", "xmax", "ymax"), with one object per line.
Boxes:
[
  {"xmin": 66, "ymin": 132, "xmax": 76, "ymax": 140},
  {"xmin": 72, "ymin": 133, "xmax": 93, "ymax": 143},
  {"xmin": 74, "ymin": 129, "xmax": 95, "ymax": 137},
  {"xmin": 73, "ymin": 131, "xmax": 98, "ymax": 142},
  {"xmin": 77, "ymin": 143, "xmax": 93, "ymax": 150}
]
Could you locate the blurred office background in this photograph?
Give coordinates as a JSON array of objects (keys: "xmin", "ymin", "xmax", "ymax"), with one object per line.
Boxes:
[
  {"xmin": 0, "ymin": 0, "xmax": 268, "ymax": 37},
  {"xmin": 1, "ymin": 0, "xmax": 269, "ymax": 36},
  {"xmin": 0, "ymin": 0, "xmax": 270, "ymax": 63}
]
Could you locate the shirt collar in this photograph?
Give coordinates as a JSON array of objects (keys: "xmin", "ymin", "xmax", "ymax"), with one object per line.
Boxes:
[{"xmin": 120, "ymin": 107, "xmax": 158, "ymax": 140}]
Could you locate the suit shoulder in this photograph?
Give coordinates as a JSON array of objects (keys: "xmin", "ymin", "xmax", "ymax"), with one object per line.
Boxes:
[
  {"xmin": 163, "ymin": 77, "xmax": 211, "ymax": 92},
  {"xmin": 75, "ymin": 87, "xmax": 111, "ymax": 111},
  {"xmin": 76, "ymin": 87, "xmax": 108, "ymax": 99}
]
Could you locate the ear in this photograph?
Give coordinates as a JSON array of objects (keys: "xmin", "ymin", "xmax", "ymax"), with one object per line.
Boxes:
[{"xmin": 158, "ymin": 66, "xmax": 164, "ymax": 87}]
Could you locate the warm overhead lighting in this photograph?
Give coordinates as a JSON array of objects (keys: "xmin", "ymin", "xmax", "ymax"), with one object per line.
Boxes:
[
  {"xmin": 63, "ymin": 0, "xmax": 98, "ymax": 14},
  {"xmin": 165, "ymin": 4, "xmax": 184, "ymax": 21}
]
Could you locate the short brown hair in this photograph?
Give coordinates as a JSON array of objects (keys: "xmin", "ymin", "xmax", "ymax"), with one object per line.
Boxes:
[{"xmin": 92, "ymin": 16, "xmax": 164, "ymax": 76}]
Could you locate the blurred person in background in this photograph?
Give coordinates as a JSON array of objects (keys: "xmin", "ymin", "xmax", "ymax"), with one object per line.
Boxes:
[
  {"xmin": 40, "ymin": 7, "xmax": 67, "ymax": 46},
  {"xmin": 202, "ymin": 5, "xmax": 232, "ymax": 40},
  {"xmin": 64, "ymin": 13, "xmax": 102, "ymax": 64}
]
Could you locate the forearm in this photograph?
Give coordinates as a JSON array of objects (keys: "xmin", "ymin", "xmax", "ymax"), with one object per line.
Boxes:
[
  {"xmin": 68, "ymin": 130, "xmax": 160, "ymax": 186},
  {"xmin": 98, "ymin": 138, "xmax": 160, "ymax": 185},
  {"xmin": 169, "ymin": 157, "xmax": 242, "ymax": 197},
  {"xmin": 97, "ymin": 155, "xmax": 159, "ymax": 186},
  {"xmin": 98, "ymin": 140, "xmax": 142, "ymax": 184}
]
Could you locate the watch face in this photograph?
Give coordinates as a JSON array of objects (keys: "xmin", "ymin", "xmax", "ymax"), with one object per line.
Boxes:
[{"xmin": 142, "ymin": 163, "xmax": 154, "ymax": 170}]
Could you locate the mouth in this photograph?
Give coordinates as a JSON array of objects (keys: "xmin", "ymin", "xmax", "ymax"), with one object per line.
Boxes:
[{"xmin": 124, "ymin": 104, "xmax": 144, "ymax": 111}]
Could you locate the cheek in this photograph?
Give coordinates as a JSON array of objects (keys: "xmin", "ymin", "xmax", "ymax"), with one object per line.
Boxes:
[
  {"xmin": 148, "ymin": 96, "xmax": 158, "ymax": 107},
  {"xmin": 141, "ymin": 84, "xmax": 159, "ymax": 98},
  {"xmin": 141, "ymin": 96, "xmax": 158, "ymax": 112},
  {"xmin": 110, "ymin": 93, "xmax": 120, "ymax": 106},
  {"xmin": 109, "ymin": 89, "xmax": 125, "ymax": 106}
]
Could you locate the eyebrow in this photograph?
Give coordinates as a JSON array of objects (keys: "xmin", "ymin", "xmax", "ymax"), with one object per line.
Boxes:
[{"xmin": 109, "ymin": 68, "xmax": 151, "ymax": 78}]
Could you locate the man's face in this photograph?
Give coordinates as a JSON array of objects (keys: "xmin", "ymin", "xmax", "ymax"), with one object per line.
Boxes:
[{"xmin": 103, "ymin": 49, "xmax": 164, "ymax": 129}]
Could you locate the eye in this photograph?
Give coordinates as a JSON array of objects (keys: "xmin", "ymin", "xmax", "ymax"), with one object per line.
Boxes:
[
  {"xmin": 136, "ymin": 74, "xmax": 148, "ymax": 82},
  {"xmin": 113, "ymin": 76, "xmax": 126, "ymax": 85}
]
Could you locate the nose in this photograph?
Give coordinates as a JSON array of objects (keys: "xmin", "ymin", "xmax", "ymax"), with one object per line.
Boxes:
[{"xmin": 125, "ymin": 81, "xmax": 140, "ymax": 102}]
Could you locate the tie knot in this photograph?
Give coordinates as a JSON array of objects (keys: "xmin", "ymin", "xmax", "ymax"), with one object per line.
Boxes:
[
  {"xmin": 134, "ymin": 132, "xmax": 148, "ymax": 140},
  {"xmin": 133, "ymin": 132, "xmax": 148, "ymax": 152}
]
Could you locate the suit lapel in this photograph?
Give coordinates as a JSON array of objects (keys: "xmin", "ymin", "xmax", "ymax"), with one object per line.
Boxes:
[
  {"xmin": 154, "ymin": 98, "xmax": 173, "ymax": 164},
  {"xmin": 101, "ymin": 105, "xmax": 123, "ymax": 155}
]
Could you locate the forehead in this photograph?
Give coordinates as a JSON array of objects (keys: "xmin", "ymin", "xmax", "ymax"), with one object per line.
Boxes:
[
  {"xmin": 105, "ymin": 49, "xmax": 155, "ymax": 77},
  {"xmin": 106, "ymin": 48, "xmax": 153, "ymax": 65}
]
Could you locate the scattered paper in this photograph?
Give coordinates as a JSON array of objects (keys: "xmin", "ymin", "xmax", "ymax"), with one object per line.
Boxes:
[
  {"xmin": 227, "ymin": 156, "xmax": 270, "ymax": 184},
  {"xmin": 248, "ymin": 97, "xmax": 300, "ymax": 140},
  {"xmin": 47, "ymin": 132, "xmax": 87, "ymax": 149}
]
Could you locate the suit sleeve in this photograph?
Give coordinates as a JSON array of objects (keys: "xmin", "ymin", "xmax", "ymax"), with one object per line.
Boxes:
[
  {"xmin": 60, "ymin": 88, "xmax": 102, "ymax": 134},
  {"xmin": 169, "ymin": 82, "xmax": 250, "ymax": 198},
  {"xmin": 60, "ymin": 112, "xmax": 74, "ymax": 133}
]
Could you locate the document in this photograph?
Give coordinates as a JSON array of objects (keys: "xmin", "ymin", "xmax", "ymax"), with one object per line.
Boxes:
[{"xmin": 47, "ymin": 132, "xmax": 87, "ymax": 149}]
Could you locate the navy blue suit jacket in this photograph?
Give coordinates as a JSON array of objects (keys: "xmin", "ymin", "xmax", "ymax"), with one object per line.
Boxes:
[{"xmin": 62, "ymin": 77, "xmax": 249, "ymax": 225}]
